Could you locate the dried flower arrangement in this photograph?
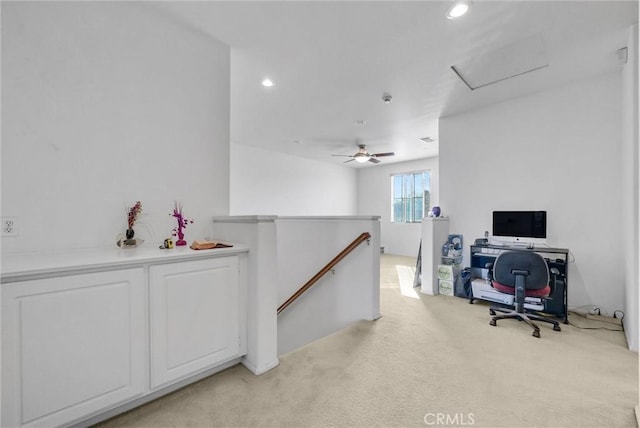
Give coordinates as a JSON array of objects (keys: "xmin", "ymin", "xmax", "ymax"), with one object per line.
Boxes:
[
  {"xmin": 126, "ymin": 201, "xmax": 142, "ymax": 238},
  {"xmin": 118, "ymin": 201, "xmax": 143, "ymax": 248},
  {"xmin": 170, "ymin": 202, "xmax": 194, "ymax": 246}
]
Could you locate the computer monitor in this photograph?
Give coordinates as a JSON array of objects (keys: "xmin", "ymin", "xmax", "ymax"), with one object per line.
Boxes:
[{"xmin": 491, "ymin": 211, "xmax": 547, "ymax": 245}]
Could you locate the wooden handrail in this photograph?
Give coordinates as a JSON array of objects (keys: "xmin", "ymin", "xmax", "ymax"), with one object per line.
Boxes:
[{"xmin": 277, "ymin": 232, "xmax": 371, "ymax": 315}]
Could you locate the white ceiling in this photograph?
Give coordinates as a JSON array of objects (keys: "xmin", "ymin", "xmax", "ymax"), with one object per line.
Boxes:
[{"xmin": 153, "ymin": 1, "xmax": 638, "ymax": 167}]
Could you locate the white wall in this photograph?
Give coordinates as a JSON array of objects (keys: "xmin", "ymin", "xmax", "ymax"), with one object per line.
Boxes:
[
  {"xmin": 440, "ymin": 72, "xmax": 624, "ymax": 316},
  {"xmin": 1, "ymin": 2, "xmax": 230, "ymax": 252},
  {"xmin": 357, "ymin": 157, "xmax": 439, "ymax": 257},
  {"xmin": 275, "ymin": 217, "xmax": 380, "ymax": 355},
  {"xmin": 621, "ymin": 24, "xmax": 638, "ymax": 351},
  {"xmin": 230, "ymin": 143, "xmax": 357, "ymax": 216}
]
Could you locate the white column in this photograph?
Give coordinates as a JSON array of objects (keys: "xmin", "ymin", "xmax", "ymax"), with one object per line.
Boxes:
[
  {"xmin": 421, "ymin": 217, "xmax": 450, "ymax": 295},
  {"xmin": 212, "ymin": 216, "xmax": 279, "ymax": 375}
]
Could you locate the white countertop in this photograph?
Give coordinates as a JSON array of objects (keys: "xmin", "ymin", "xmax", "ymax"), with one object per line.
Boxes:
[
  {"xmin": 212, "ymin": 215, "xmax": 381, "ymax": 223},
  {"xmin": 1, "ymin": 243, "xmax": 248, "ymax": 281}
]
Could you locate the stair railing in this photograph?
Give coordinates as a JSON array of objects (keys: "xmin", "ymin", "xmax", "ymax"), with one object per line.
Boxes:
[{"xmin": 277, "ymin": 232, "xmax": 371, "ymax": 315}]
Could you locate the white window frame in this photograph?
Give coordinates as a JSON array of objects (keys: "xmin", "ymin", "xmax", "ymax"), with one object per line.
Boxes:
[{"xmin": 391, "ymin": 170, "xmax": 431, "ymax": 223}]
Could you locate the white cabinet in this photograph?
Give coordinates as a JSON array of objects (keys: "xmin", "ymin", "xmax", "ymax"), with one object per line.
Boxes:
[
  {"xmin": 149, "ymin": 257, "xmax": 242, "ymax": 388},
  {"xmin": 2, "ymin": 268, "xmax": 146, "ymax": 428},
  {"xmin": 1, "ymin": 248, "xmax": 249, "ymax": 427}
]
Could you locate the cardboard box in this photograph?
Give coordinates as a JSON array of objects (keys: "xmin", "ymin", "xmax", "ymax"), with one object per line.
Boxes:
[
  {"xmin": 438, "ymin": 279, "xmax": 454, "ymax": 296},
  {"xmin": 437, "ymin": 264, "xmax": 459, "ymax": 280}
]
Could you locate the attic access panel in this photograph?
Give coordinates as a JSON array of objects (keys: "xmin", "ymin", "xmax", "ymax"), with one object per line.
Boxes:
[{"xmin": 451, "ymin": 34, "xmax": 548, "ymax": 90}]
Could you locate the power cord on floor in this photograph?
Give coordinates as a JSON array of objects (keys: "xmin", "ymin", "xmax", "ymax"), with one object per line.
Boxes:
[
  {"xmin": 567, "ymin": 320, "xmax": 623, "ymax": 331},
  {"xmin": 568, "ymin": 308, "xmax": 624, "ymax": 332},
  {"xmin": 614, "ymin": 310, "xmax": 625, "ymax": 331},
  {"xmin": 570, "ymin": 305, "xmax": 601, "ymax": 316}
]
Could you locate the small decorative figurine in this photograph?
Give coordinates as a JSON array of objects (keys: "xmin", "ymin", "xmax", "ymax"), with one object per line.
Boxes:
[{"xmin": 170, "ymin": 202, "xmax": 194, "ymax": 246}]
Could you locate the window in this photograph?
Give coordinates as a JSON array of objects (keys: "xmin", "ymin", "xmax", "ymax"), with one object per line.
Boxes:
[{"xmin": 392, "ymin": 171, "xmax": 431, "ymax": 223}]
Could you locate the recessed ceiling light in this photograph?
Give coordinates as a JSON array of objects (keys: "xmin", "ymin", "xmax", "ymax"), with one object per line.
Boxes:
[
  {"xmin": 447, "ymin": 1, "xmax": 470, "ymax": 19},
  {"xmin": 261, "ymin": 78, "xmax": 274, "ymax": 87}
]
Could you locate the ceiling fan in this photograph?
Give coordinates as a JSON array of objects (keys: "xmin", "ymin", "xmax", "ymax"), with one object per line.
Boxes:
[{"xmin": 332, "ymin": 144, "xmax": 395, "ymax": 164}]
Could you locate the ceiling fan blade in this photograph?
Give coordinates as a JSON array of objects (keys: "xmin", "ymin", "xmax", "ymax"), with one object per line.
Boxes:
[
  {"xmin": 343, "ymin": 159, "xmax": 355, "ymax": 163},
  {"xmin": 368, "ymin": 158, "xmax": 381, "ymax": 164},
  {"xmin": 332, "ymin": 154, "xmax": 354, "ymax": 157},
  {"xmin": 372, "ymin": 152, "xmax": 395, "ymax": 157}
]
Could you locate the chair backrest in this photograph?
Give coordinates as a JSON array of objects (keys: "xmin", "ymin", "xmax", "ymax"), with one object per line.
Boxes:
[{"xmin": 493, "ymin": 251, "xmax": 549, "ymax": 290}]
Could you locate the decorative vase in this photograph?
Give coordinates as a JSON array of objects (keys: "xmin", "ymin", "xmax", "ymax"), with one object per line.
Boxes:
[
  {"xmin": 123, "ymin": 228, "xmax": 137, "ymax": 246},
  {"xmin": 432, "ymin": 206, "xmax": 441, "ymax": 217},
  {"xmin": 175, "ymin": 228, "xmax": 187, "ymax": 246},
  {"xmin": 117, "ymin": 228, "xmax": 142, "ymax": 248},
  {"xmin": 125, "ymin": 228, "xmax": 135, "ymax": 240}
]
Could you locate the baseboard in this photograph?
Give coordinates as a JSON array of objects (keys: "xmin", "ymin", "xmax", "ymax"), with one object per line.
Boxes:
[
  {"xmin": 71, "ymin": 358, "xmax": 242, "ymax": 428},
  {"xmin": 369, "ymin": 312, "xmax": 382, "ymax": 321},
  {"xmin": 242, "ymin": 356, "xmax": 280, "ymax": 375}
]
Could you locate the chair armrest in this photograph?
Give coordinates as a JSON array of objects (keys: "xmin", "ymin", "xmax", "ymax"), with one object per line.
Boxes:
[{"xmin": 485, "ymin": 262, "xmax": 494, "ymax": 284}]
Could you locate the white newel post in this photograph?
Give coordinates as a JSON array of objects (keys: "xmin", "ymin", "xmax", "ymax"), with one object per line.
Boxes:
[
  {"xmin": 421, "ymin": 217, "xmax": 450, "ymax": 295},
  {"xmin": 212, "ymin": 216, "xmax": 279, "ymax": 375}
]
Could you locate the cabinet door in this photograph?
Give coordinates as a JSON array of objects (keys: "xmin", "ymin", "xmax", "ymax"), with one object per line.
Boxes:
[
  {"xmin": 2, "ymin": 268, "xmax": 146, "ymax": 427},
  {"xmin": 149, "ymin": 256, "xmax": 241, "ymax": 389}
]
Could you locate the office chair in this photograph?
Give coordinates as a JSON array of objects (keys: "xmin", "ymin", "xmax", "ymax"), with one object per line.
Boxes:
[{"xmin": 488, "ymin": 251, "xmax": 561, "ymax": 338}]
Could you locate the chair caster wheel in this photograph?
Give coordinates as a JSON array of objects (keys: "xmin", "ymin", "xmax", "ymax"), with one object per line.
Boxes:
[
  {"xmin": 553, "ymin": 325, "xmax": 561, "ymax": 332},
  {"xmin": 489, "ymin": 309, "xmax": 496, "ymax": 316},
  {"xmin": 489, "ymin": 319, "xmax": 496, "ymax": 326},
  {"xmin": 532, "ymin": 330, "xmax": 541, "ymax": 338}
]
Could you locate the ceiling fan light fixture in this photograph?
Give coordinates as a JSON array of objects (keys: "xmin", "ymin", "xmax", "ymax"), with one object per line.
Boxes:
[
  {"xmin": 331, "ymin": 143, "xmax": 394, "ymax": 165},
  {"xmin": 447, "ymin": 1, "xmax": 470, "ymax": 19}
]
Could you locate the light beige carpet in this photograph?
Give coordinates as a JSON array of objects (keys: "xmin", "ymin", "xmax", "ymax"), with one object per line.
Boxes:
[{"xmin": 98, "ymin": 254, "xmax": 638, "ymax": 428}]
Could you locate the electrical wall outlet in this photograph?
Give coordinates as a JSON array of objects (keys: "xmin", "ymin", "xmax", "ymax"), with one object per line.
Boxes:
[{"xmin": 2, "ymin": 217, "xmax": 18, "ymax": 237}]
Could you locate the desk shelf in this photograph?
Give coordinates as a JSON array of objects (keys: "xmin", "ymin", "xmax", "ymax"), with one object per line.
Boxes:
[{"xmin": 469, "ymin": 244, "xmax": 569, "ymax": 323}]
